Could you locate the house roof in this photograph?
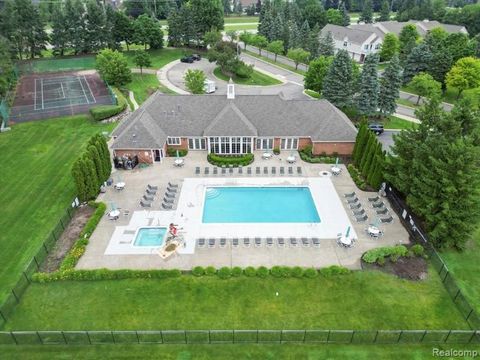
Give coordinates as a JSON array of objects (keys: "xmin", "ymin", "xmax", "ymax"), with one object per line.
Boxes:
[
  {"xmin": 111, "ymin": 93, "xmax": 357, "ymax": 149},
  {"xmin": 321, "ymin": 24, "xmax": 377, "ymax": 45}
]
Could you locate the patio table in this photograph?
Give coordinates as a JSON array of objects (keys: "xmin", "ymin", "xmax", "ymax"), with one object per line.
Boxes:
[
  {"xmin": 340, "ymin": 236, "xmax": 353, "ymax": 246},
  {"xmin": 368, "ymin": 226, "xmax": 380, "ymax": 237},
  {"xmin": 108, "ymin": 210, "xmax": 120, "ymax": 219},
  {"xmin": 114, "ymin": 182, "xmax": 125, "ymax": 190},
  {"xmin": 262, "ymin": 152, "xmax": 272, "ymax": 160},
  {"xmin": 286, "ymin": 156, "xmax": 296, "ymax": 163},
  {"xmin": 331, "ymin": 166, "xmax": 341, "ymax": 175},
  {"xmin": 174, "ymin": 159, "xmax": 184, "ymax": 167}
]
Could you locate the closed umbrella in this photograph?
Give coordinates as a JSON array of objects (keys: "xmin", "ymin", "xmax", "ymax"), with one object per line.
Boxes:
[
  {"xmin": 335, "ymin": 157, "xmax": 339, "ymax": 167},
  {"xmin": 345, "ymin": 226, "xmax": 351, "ymax": 238}
]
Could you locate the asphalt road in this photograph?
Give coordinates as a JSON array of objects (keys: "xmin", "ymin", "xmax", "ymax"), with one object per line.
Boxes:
[{"xmin": 378, "ymin": 130, "xmax": 400, "ymax": 153}]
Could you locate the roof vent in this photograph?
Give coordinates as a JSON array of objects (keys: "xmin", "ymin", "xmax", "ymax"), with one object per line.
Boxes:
[{"xmin": 227, "ymin": 78, "xmax": 235, "ymax": 100}]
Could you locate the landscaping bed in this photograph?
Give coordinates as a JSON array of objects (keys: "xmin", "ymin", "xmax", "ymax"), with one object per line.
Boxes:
[
  {"xmin": 39, "ymin": 205, "xmax": 94, "ymax": 273},
  {"xmin": 362, "ymin": 256, "xmax": 428, "ymax": 281},
  {"xmin": 213, "ymin": 67, "xmax": 281, "ymax": 86}
]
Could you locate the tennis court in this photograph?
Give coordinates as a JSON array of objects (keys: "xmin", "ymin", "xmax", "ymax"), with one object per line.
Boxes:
[{"xmin": 10, "ymin": 71, "xmax": 116, "ymax": 123}]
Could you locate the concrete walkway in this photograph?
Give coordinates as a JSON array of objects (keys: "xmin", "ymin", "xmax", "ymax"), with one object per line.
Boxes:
[
  {"xmin": 157, "ymin": 60, "xmax": 189, "ymax": 95},
  {"xmin": 128, "ymin": 91, "xmax": 139, "ymax": 110},
  {"xmin": 399, "ymin": 90, "xmax": 453, "ymax": 112}
]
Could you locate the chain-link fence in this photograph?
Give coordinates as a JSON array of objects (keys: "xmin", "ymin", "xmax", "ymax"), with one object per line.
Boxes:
[
  {"xmin": 0, "ymin": 329, "xmax": 478, "ymax": 345},
  {"xmin": 0, "ymin": 201, "xmax": 77, "ymax": 329},
  {"xmin": 385, "ymin": 185, "xmax": 480, "ymax": 330}
]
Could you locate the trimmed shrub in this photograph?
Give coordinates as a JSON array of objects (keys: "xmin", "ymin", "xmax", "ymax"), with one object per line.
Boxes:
[
  {"xmin": 231, "ymin": 266, "xmax": 243, "ymax": 277},
  {"xmin": 291, "ymin": 266, "xmax": 304, "ymax": 278},
  {"xmin": 273, "ymin": 147, "xmax": 280, "ymax": 155},
  {"xmin": 207, "ymin": 153, "xmax": 254, "ymax": 167},
  {"xmin": 304, "ymin": 268, "xmax": 318, "ymax": 278},
  {"xmin": 32, "ymin": 269, "xmax": 181, "ymax": 283},
  {"xmin": 257, "ymin": 266, "xmax": 269, "ymax": 278},
  {"xmin": 244, "ymin": 266, "xmax": 256, "ymax": 277},
  {"xmin": 205, "ymin": 266, "xmax": 216, "ymax": 276},
  {"xmin": 362, "ymin": 245, "xmax": 409, "ymax": 264},
  {"xmin": 167, "ymin": 148, "xmax": 188, "ymax": 157},
  {"xmin": 192, "ymin": 266, "xmax": 205, "ymax": 276},
  {"xmin": 299, "ymin": 145, "xmax": 337, "ymax": 164},
  {"xmin": 270, "ymin": 266, "xmax": 284, "ymax": 278},
  {"xmin": 319, "ymin": 265, "xmax": 350, "ymax": 276},
  {"xmin": 347, "ymin": 164, "xmax": 368, "ymax": 191},
  {"xmin": 217, "ymin": 267, "xmax": 232, "ymax": 279},
  {"xmin": 411, "ymin": 244, "xmax": 425, "ymax": 257},
  {"xmin": 377, "ymin": 256, "xmax": 386, "ymax": 266},
  {"xmin": 89, "ymin": 87, "xmax": 126, "ymax": 121}
]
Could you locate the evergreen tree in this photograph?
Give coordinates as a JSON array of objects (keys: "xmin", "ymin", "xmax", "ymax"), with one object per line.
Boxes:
[
  {"xmin": 87, "ymin": 144, "xmax": 104, "ymax": 187},
  {"xmin": 359, "ymin": 132, "xmax": 375, "ymax": 172},
  {"xmin": 104, "ymin": 5, "xmax": 118, "ymax": 50},
  {"xmin": 359, "ymin": 0, "xmax": 373, "ymax": 23},
  {"xmin": 271, "ymin": 14, "xmax": 284, "ymax": 41},
  {"xmin": 402, "ymin": 43, "xmax": 432, "ymax": 85},
  {"xmin": 288, "ymin": 21, "xmax": 302, "ymax": 50},
  {"xmin": 378, "ymin": 54, "xmax": 402, "ymax": 116},
  {"xmin": 113, "ymin": 10, "xmax": 135, "ymax": 51},
  {"xmin": 300, "ymin": 20, "xmax": 311, "ymax": 49},
  {"xmin": 72, "ymin": 159, "xmax": 88, "ymax": 202},
  {"xmin": 323, "ymin": 50, "xmax": 355, "ymax": 108},
  {"xmin": 65, "ymin": 0, "xmax": 85, "ymax": 55},
  {"xmin": 258, "ymin": 7, "xmax": 273, "ymax": 40},
  {"xmin": 84, "ymin": 156, "xmax": 99, "ymax": 200},
  {"xmin": 356, "ymin": 53, "xmax": 379, "ymax": 117},
  {"xmin": 352, "ymin": 121, "xmax": 368, "ymax": 165},
  {"xmin": 398, "ymin": 24, "xmax": 419, "ymax": 63},
  {"xmin": 361, "ymin": 136, "xmax": 378, "ymax": 178},
  {"xmin": 84, "ymin": 0, "xmax": 107, "ymax": 53},
  {"xmin": 306, "ymin": 24, "xmax": 321, "ymax": 59},
  {"xmin": 340, "ymin": 3, "xmax": 350, "ymax": 26},
  {"xmin": 377, "ymin": 0, "xmax": 390, "ymax": 21},
  {"xmin": 318, "ymin": 31, "xmax": 335, "ymax": 57},
  {"xmin": 50, "ymin": 4, "xmax": 68, "ymax": 56},
  {"xmin": 93, "ymin": 135, "xmax": 112, "ymax": 180}
]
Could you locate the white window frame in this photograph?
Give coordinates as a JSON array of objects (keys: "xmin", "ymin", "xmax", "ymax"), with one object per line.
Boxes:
[
  {"xmin": 188, "ymin": 137, "xmax": 206, "ymax": 150},
  {"xmin": 256, "ymin": 137, "xmax": 274, "ymax": 150},
  {"xmin": 281, "ymin": 138, "xmax": 298, "ymax": 150},
  {"xmin": 167, "ymin": 137, "xmax": 181, "ymax": 145},
  {"xmin": 208, "ymin": 137, "xmax": 253, "ymax": 155}
]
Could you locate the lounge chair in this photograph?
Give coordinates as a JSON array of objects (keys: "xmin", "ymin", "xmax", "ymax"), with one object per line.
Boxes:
[
  {"xmin": 197, "ymin": 238, "xmax": 206, "ymax": 248},
  {"xmin": 243, "ymin": 238, "xmax": 250, "ymax": 247},
  {"xmin": 167, "ymin": 186, "xmax": 177, "ymax": 193},
  {"xmin": 161, "ymin": 203, "xmax": 172, "ymax": 210},
  {"xmin": 346, "ymin": 197, "xmax": 359, "ymax": 204},
  {"xmin": 221, "ymin": 167, "xmax": 227, "ymax": 175},
  {"xmin": 208, "ymin": 238, "xmax": 215, "ymax": 248},
  {"xmin": 266, "ymin": 237, "xmax": 273, "ymax": 247},
  {"xmin": 263, "ymin": 167, "xmax": 268, "ymax": 175},
  {"xmin": 213, "ymin": 167, "xmax": 218, "ymax": 175},
  {"xmin": 297, "ymin": 167, "xmax": 302, "ymax": 175},
  {"xmin": 256, "ymin": 167, "xmax": 260, "ymax": 175},
  {"xmin": 219, "ymin": 238, "xmax": 227, "ymax": 247},
  {"xmin": 163, "ymin": 197, "xmax": 174, "ymax": 204},
  {"xmin": 247, "ymin": 167, "xmax": 252, "ymax": 175},
  {"xmin": 280, "ymin": 167, "xmax": 285, "ymax": 175},
  {"xmin": 350, "ymin": 202, "xmax": 362, "ymax": 210},
  {"xmin": 302, "ymin": 238, "xmax": 310, "ymax": 247},
  {"xmin": 168, "ymin": 182, "xmax": 178, "ymax": 188},
  {"xmin": 147, "ymin": 184, "xmax": 158, "ymax": 191},
  {"xmin": 195, "ymin": 167, "xmax": 200, "ymax": 175},
  {"xmin": 255, "ymin": 237, "xmax": 262, "ymax": 247},
  {"xmin": 140, "ymin": 200, "xmax": 152, "ymax": 207},
  {"xmin": 368, "ymin": 196, "xmax": 380, "ymax": 202},
  {"xmin": 238, "ymin": 167, "xmax": 243, "ymax": 174},
  {"xmin": 290, "ymin": 237, "xmax": 298, "ymax": 247},
  {"xmin": 205, "ymin": 167, "xmax": 210, "ymax": 175},
  {"xmin": 146, "ymin": 188, "xmax": 156, "ymax": 195},
  {"xmin": 288, "ymin": 167, "xmax": 293, "ymax": 175},
  {"xmin": 376, "ymin": 208, "xmax": 389, "ymax": 215},
  {"xmin": 229, "ymin": 167, "xmax": 234, "ymax": 174},
  {"xmin": 271, "ymin": 167, "xmax": 276, "ymax": 175},
  {"xmin": 372, "ymin": 201, "xmax": 385, "ymax": 208},
  {"xmin": 143, "ymin": 194, "xmax": 154, "ymax": 201},
  {"xmin": 380, "ymin": 215, "xmax": 394, "ymax": 224},
  {"xmin": 344, "ymin": 191, "xmax": 356, "ymax": 198},
  {"xmin": 352, "ymin": 208, "xmax": 365, "ymax": 216},
  {"xmin": 312, "ymin": 238, "xmax": 320, "ymax": 247},
  {"xmin": 277, "ymin": 237, "xmax": 285, "ymax": 247},
  {"xmin": 232, "ymin": 238, "xmax": 239, "ymax": 247},
  {"xmin": 355, "ymin": 214, "xmax": 368, "ymax": 222},
  {"xmin": 165, "ymin": 192, "xmax": 175, "ymax": 199}
]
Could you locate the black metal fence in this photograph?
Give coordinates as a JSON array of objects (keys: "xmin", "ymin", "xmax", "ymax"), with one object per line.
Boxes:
[
  {"xmin": 0, "ymin": 329, "xmax": 479, "ymax": 345},
  {"xmin": 0, "ymin": 202, "xmax": 76, "ymax": 329},
  {"xmin": 385, "ymin": 185, "xmax": 480, "ymax": 330}
]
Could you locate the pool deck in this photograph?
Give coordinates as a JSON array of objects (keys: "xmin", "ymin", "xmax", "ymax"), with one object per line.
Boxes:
[{"xmin": 77, "ymin": 151, "xmax": 409, "ymax": 270}]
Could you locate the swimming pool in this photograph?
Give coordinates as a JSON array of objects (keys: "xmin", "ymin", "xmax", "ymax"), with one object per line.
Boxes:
[
  {"xmin": 133, "ymin": 227, "xmax": 167, "ymax": 247},
  {"xmin": 202, "ymin": 186, "xmax": 321, "ymax": 223}
]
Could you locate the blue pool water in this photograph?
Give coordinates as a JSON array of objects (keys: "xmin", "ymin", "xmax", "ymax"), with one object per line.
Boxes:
[
  {"xmin": 134, "ymin": 227, "xmax": 167, "ymax": 246},
  {"xmin": 202, "ymin": 187, "xmax": 321, "ymax": 223}
]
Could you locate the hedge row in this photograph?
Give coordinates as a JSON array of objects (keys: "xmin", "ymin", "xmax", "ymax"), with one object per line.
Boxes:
[
  {"xmin": 362, "ymin": 244, "xmax": 425, "ymax": 266},
  {"xmin": 347, "ymin": 164, "xmax": 368, "ymax": 191},
  {"xmin": 167, "ymin": 148, "xmax": 188, "ymax": 157},
  {"xmin": 89, "ymin": 87, "xmax": 127, "ymax": 121},
  {"xmin": 299, "ymin": 145, "xmax": 337, "ymax": 164},
  {"xmin": 207, "ymin": 153, "xmax": 254, "ymax": 167}
]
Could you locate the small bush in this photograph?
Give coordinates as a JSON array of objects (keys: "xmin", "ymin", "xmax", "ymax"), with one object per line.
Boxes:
[
  {"xmin": 304, "ymin": 268, "xmax": 318, "ymax": 278},
  {"xmin": 89, "ymin": 87, "xmax": 126, "ymax": 121},
  {"xmin": 207, "ymin": 153, "xmax": 254, "ymax": 167},
  {"xmin": 411, "ymin": 244, "xmax": 425, "ymax": 257},
  {"xmin": 231, "ymin": 266, "xmax": 243, "ymax": 277},
  {"xmin": 192, "ymin": 266, "xmax": 205, "ymax": 276},
  {"xmin": 32, "ymin": 269, "xmax": 181, "ymax": 282},
  {"xmin": 270, "ymin": 266, "xmax": 284, "ymax": 278},
  {"xmin": 256, "ymin": 266, "xmax": 269, "ymax": 278},
  {"xmin": 234, "ymin": 62, "xmax": 254, "ymax": 78},
  {"xmin": 167, "ymin": 148, "xmax": 188, "ymax": 157},
  {"xmin": 217, "ymin": 267, "xmax": 232, "ymax": 279},
  {"xmin": 291, "ymin": 266, "xmax": 304, "ymax": 278},
  {"xmin": 377, "ymin": 256, "xmax": 386, "ymax": 266},
  {"xmin": 362, "ymin": 245, "xmax": 409, "ymax": 264},
  {"xmin": 244, "ymin": 266, "xmax": 256, "ymax": 277},
  {"xmin": 319, "ymin": 265, "xmax": 350, "ymax": 276},
  {"xmin": 298, "ymin": 145, "xmax": 336, "ymax": 164},
  {"xmin": 273, "ymin": 147, "xmax": 280, "ymax": 155},
  {"xmin": 347, "ymin": 164, "xmax": 368, "ymax": 191},
  {"xmin": 205, "ymin": 266, "xmax": 216, "ymax": 276}
]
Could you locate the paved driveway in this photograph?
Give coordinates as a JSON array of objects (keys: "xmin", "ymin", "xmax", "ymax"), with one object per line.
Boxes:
[{"xmin": 378, "ymin": 130, "xmax": 400, "ymax": 153}]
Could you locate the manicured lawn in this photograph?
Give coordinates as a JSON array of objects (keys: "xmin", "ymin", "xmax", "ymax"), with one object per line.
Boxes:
[
  {"xmin": 18, "ymin": 56, "xmax": 96, "ymax": 73},
  {"xmin": 124, "ymin": 47, "xmax": 187, "ymax": 69},
  {"xmin": 396, "ymin": 98, "xmax": 419, "ymax": 108},
  {"xmin": 304, "ymin": 89, "xmax": 321, "ymax": 99},
  {"xmin": 5, "ymin": 270, "xmax": 467, "ymax": 330},
  {"xmin": 124, "ymin": 73, "xmax": 160, "ymax": 104},
  {"xmin": 401, "ymin": 85, "xmax": 480, "ymax": 106},
  {"xmin": 224, "ymin": 23, "xmax": 258, "ymax": 31},
  {"xmin": 224, "ymin": 16, "xmax": 259, "ymax": 24},
  {"xmin": 0, "ymin": 116, "xmax": 115, "ymax": 304},
  {"xmin": 441, "ymin": 228, "xmax": 480, "ymax": 313},
  {"xmin": 213, "ymin": 67, "xmax": 282, "ymax": 86},
  {"xmin": 244, "ymin": 50, "xmax": 306, "ymax": 75},
  {"xmin": 2, "ymin": 344, "xmax": 479, "ymax": 359},
  {"xmin": 383, "ymin": 116, "xmax": 419, "ymax": 130}
]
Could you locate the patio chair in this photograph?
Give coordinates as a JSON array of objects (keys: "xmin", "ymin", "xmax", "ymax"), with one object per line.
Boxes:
[
  {"xmin": 247, "ymin": 167, "xmax": 252, "ymax": 175},
  {"xmin": 161, "ymin": 203, "xmax": 172, "ymax": 210},
  {"xmin": 197, "ymin": 238, "xmax": 206, "ymax": 248},
  {"xmin": 277, "ymin": 237, "xmax": 285, "ymax": 247},
  {"xmin": 349, "ymin": 202, "xmax": 362, "ymax": 210},
  {"xmin": 147, "ymin": 184, "xmax": 158, "ymax": 191},
  {"xmin": 346, "ymin": 197, "xmax": 359, "ymax": 204},
  {"xmin": 372, "ymin": 201, "xmax": 385, "ymax": 208},
  {"xmin": 238, "ymin": 167, "xmax": 243, "ymax": 175},
  {"xmin": 243, "ymin": 238, "xmax": 250, "ymax": 247},
  {"xmin": 143, "ymin": 194, "xmax": 154, "ymax": 201},
  {"xmin": 280, "ymin": 167, "xmax": 285, "ymax": 175},
  {"xmin": 380, "ymin": 215, "xmax": 394, "ymax": 224},
  {"xmin": 167, "ymin": 186, "xmax": 177, "ymax": 193},
  {"xmin": 312, "ymin": 238, "xmax": 320, "ymax": 247},
  {"xmin": 195, "ymin": 167, "xmax": 200, "ymax": 175},
  {"xmin": 168, "ymin": 182, "xmax": 178, "ymax": 188},
  {"xmin": 368, "ymin": 195, "xmax": 380, "ymax": 202},
  {"xmin": 290, "ymin": 237, "xmax": 298, "ymax": 247},
  {"xmin": 140, "ymin": 200, "xmax": 152, "ymax": 208},
  {"xmin": 165, "ymin": 192, "xmax": 175, "ymax": 199},
  {"xmin": 271, "ymin": 167, "xmax": 276, "ymax": 175},
  {"xmin": 256, "ymin": 167, "xmax": 261, "ymax": 175},
  {"xmin": 301, "ymin": 237, "xmax": 310, "ymax": 247},
  {"xmin": 352, "ymin": 208, "xmax": 365, "ymax": 216},
  {"xmin": 255, "ymin": 237, "xmax": 262, "ymax": 247},
  {"xmin": 219, "ymin": 238, "xmax": 227, "ymax": 248},
  {"xmin": 263, "ymin": 167, "xmax": 268, "ymax": 175},
  {"xmin": 232, "ymin": 238, "xmax": 239, "ymax": 247},
  {"xmin": 163, "ymin": 197, "xmax": 174, "ymax": 204},
  {"xmin": 205, "ymin": 167, "xmax": 210, "ymax": 175},
  {"xmin": 266, "ymin": 237, "xmax": 274, "ymax": 247},
  {"xmin": 221, "ymin": 167, "xmax": 227, "ymax": 175},
  {"xmin": 376, "ymin": 208, "xmax": 389, "ymax": 215},
  {"xmin": 213, "ymin": 167, "xmax": 218, "ymax": 175},
  {"xmin": 288, "ymin": 167, "xmax": 293, "ymax": 175},
  {"xmin": 344, "ymin": 191, "xmax": 356, "ymax": 198},
  {"xmin": 297, "ymin": 167, "xmax": 302, "ymax": 175},
  {"xmin": 355, "ymin": 214, "xmax": 368, "ymax": 222},
  {"xmin": 146, "ymin": 188, "xmax": 156, "ymax": 195},
  {"xmin": 229, "ymin": 167, "xmax": 234, "ymax": 174},
  {"xmin": 208, "ymin": 238, "xmax": 216, "ymax": 248}
]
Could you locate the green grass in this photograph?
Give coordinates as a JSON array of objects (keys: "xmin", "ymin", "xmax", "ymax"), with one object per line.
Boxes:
[
  {"xmin": 224, "ymin": 23, "xmax": 258, "ymax": 31},
  {"xmin": 5, "ymin": 270, "xmax": 468, "ymax": 330},
  {"xmin": 124, "ymin": 73, "xmax": 160, "ymax": 104},
  {"xmin": 124, "ymin": 47, "xmax": 187, "ymax": 69},
  {"xmin": 2, "ymin": 344, "xmax": 480, "ymax": 359},
  {"xmin": 0, "ymin": 116, "xmax": 115, "ymax": 304},
  {"xmin": 224, "ymin": 16, "xmax": 259, "ymax": 24},
  {"xmin": 213, "ymin": 67, "xmax": 282, "ymax": 86},
  {"xmin": 383, "ymin": 116, "xmax": 419, "ymax": 130},
  {"xmin": 401, "ymin": 85, "xmax": 480, "ymax": 106},
  {"xmin": 304, "ymin": 89, "xmax": 321, "ymax": 99},
  {"xmin": 396, "ymin": 98, "xmax": 420, "ymax": 109},
  {"xmin": 18, "ymin": 56, "xmax": 96, "ymax": 73},
  {"xmin": 244, "ymin": 50, "xmax": 306, "ymax": 75}
]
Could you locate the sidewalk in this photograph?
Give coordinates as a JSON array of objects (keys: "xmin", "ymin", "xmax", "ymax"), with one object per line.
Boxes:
[{"xmin": 156, "ymin": 60, "xmax": 189, "ymax": 95}]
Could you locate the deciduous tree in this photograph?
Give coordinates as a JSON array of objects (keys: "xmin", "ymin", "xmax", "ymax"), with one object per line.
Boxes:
[
  {"xmin": 408, "ymin": 73, "xmax": 442, "ymax": 105},
  {"xmin": 184, "ymin": 69, "xmax": 207, "ymax": 94},
  {"xmin": 445, "ymin": 57, "xmax": 480, "ymax": 99},
  {"xmin": 96, "ymin": 49, "xmax": 132, "ymax": 86}
]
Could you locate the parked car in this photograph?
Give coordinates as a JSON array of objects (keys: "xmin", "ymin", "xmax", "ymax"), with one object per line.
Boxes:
[
  {"xmin": 191, "ymin": 54, "xmax": 201, "ymax": 61},
  {"xmin": 368, "ymin": 123, "xmax": 384, "ymax": 135},
  {"xmin": 180, "ymin": 56, "xmax": 194, "ymax": 63}
]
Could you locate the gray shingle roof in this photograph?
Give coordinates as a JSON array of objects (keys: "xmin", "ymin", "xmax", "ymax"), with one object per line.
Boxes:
[
  {"xmin": 321, "ymin": 24, "xmax": 376, "ymax": 45},
  {"xmin": 111, "ymin": 93, "xmax": 357, "ymax": 149}
]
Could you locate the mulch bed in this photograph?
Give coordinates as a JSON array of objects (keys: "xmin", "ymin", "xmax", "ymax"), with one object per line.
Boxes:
[
  {"xmin": 40, "ymin": 205, "xmax": 94, "ymax": 273},
  {"xmin": 362, "ymin": 256, "xmax": 428, "ymax": 281}
]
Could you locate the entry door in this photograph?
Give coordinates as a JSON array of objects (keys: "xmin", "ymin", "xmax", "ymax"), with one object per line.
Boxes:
[{"xmin": 154, "ymin": 149, "xmax": 161, "ymax": 162}]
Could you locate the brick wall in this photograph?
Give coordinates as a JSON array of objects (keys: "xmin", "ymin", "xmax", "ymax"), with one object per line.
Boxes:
[
  {"xmin": 114, "ymin": 149, "xmax": 153, "ymax": 164},
  {"xmin": 298, "ymin": 138, "xmax": 312, "ymax": 150},
  {"xmin": 312, "ymin": 142, "xmax": 355, "ymax": 155},
  {"xmin": 167, "ymin": 137, "xmax": 188, "ymax": 153}
]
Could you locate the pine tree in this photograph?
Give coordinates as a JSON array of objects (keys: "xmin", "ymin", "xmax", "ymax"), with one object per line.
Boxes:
[
  {"xmin": 318, "ymin": 31, "xmax": 335, "ymax": 57},
  {"xmin": 306, "ymin": 24, "xmax": 321, "ymax": 59},
  {"xmin": 271, "ymin": 14, "xmax": 284, "ymax": 41},
  {"xmin": 359, "ymin": 132, "xmax": 374, "ymax": 172},
  {"xmin": 299, "ymin": 20, "xmax": 310, "ymax": 50},
  {"xmin": 84, "ymin": 0, "xmax": 107, "ymax": 53},
  {"xmin": 288, "ymin": 21, "xmax": 301, "ymax": 50},
  {"xmin": 378, "ymin": 54, "xmax": 402, "ymax": 116},
  {"xmin": 323, "ymin": 50, "xmax": 355, "ymax": 108},
  {"xmin": 65, "ymin": 0, "xmax": 85, "ymax": 55},
  {"xmin": 402, "ymin": 43, "xmax": 432, "ymax": 84},
  {"xmin": 87, "ymin": 145, "xmax": 104, "ymax": 186},
  {"xmin": 84, "ymin": 156, "xmax": 99, "ymax": 199},
  {"xmin": 340, "ymin": 3, "xmax": 350, "ymax": 26},
  {"xmin": 50, "ymin": 4, "xmax": 68, "ymax": 56},
  {"xmin": 378, "ymin": 0, "xmax": 390, "ymax": 21},
  {"xmin": 361, "ymin": 135, "xmax": 377, "ymax": 177},
  {"xmin": 72, "ymin": 159, "xmax": 88, "ymax": 202},
  {"xmin": 258, "ymin": 8, "xmax": 273, "ymax": 41},
  {"xmin": 356, "ymin": 53, "xmax": 379, "ymax": 117},
  {"xmin": 352, "ymin": 121, "xmax": 368, "ymax": 165},
  {"xmin": 359, "ymin": 0, "xmax": 373, "ymax": 23}
]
